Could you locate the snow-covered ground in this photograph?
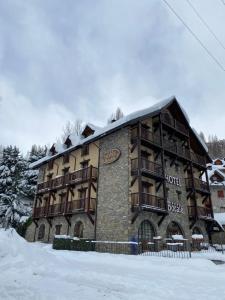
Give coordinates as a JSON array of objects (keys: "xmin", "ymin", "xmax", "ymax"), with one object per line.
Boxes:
[{"xmin": 1, "ymin": 229, "xmax": 225, "ymax": 300}]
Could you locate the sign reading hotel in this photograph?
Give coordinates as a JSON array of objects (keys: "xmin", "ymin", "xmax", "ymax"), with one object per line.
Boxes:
[
  {"xmin": 166, "ymin": 174, "xmax": 181, "ymax": 187},
  {"xmin": 103, "ymin": 148, "xmax": 121, "ymax": 165}
]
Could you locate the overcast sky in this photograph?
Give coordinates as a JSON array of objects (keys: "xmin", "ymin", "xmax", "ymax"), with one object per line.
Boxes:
[{"xmin": 0, "ymin": 0, "xmax": 225, "ymax": 152}]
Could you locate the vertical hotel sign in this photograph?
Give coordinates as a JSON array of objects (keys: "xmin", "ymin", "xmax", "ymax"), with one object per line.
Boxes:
[{"xmin": 103, "ymin": 149, "xmax": 121, "ymax": 165}]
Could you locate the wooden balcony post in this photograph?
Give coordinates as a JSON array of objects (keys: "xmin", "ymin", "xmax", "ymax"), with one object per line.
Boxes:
[
  {"xmin": 205, "ymin": 169, "xmax": 214, "ymax": 218},
  {"xmin": 159, "ymin": 113, "xmax": 168, "ymax": 211},
  {"xmin": 87, "ymin": 165, "xmax": 93, "ymax": 213},
  {"xmin": 138, "ymin": 122, "xmax": 142, "ymax": 208}
]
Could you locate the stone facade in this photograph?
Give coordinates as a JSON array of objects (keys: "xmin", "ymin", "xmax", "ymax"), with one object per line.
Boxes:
[{"xmin": 96, "ymin": 127, "xmax": 130, "ymax": 241}]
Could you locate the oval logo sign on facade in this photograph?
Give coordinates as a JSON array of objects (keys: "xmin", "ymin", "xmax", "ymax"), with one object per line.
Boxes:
[{"xmin": 103, "ymin": 148, "xmax": 121, "ymax": 165}]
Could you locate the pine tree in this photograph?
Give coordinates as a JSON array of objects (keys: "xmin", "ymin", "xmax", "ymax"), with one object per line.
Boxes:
[
  {"xmin": 0, "ymin": 146, "xmax": 29, "ymax": 228},
  {"xmin": 20, "ymin": 145, "xmax": 46, "ymax": 199}
]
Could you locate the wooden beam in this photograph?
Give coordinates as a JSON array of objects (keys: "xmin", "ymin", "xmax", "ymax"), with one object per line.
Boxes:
[
  {"xmin": 33, "ymin": 219, "xmax": 38, "ymax": 227},
  {"xmin": 131, "ymin": 176, "xmax": 137, "ymax": 187},
  {"xmin": 91, "ymin": 183, "xmax": 97, "ymax": 192},
  {"xmin": 156, "ymin": 182, "xmax": 162, "ymax": 192},
  {"xmin": 154, "ymin": 151, "xmax": 161, "ymax": 161},
  {"xmin": 46, "ymin": 217, "xmax": 52, "ymax": 227},
  {"xmin": 131, "ymin": 211, "xmax": 139, "ymax": 224},
  {"xmin": 170, "ymin": 157, "xmax": 176, "ymax": 167},
  {"xmin": 131, "ymin": 141, "xmax": 137, "ymax": 153},
  {"xmin": 87, "ymin": 213, "xmax": 95, "ymax": 225},
  {"xmin": 64, "ymin": 215, "xmax": 71, "ymax": 227},
  {"xmin": 158, "ymin": 214, "xmax": 166, "ymax": 226}
]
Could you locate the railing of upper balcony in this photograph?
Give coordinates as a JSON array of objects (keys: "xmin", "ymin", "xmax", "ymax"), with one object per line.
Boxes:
[
  {"xmin": 37, "ymin": 166, "xmax": 98, "ymax": 193},
  {"xmin": 190, "ymin": 152, "xmax": 206, "ymax": 167},
  {"xmin": 187, "ymin": 205, "xmax": 213, "ymax": 219},
  {"xmin": 161, "ymin": 113, "xmax": 189, "ymax": 136},
  {"xmin": 185, "ymin": 178, "xmax": 209, "ymax": 193},
  {"xmin": 131, "ymin": 126, "xmax": 161, "ymax": 146},
  {"xmin": 131, "ymin": 158, "xmax": 163, "ymax": 177},
  {"xmin": 163, "ymin": 140, "xmax": 190, "ymax": 160},
  {"xmin": 33, "ymin": 198, "xmax": 96, "ymax": 218},
  {"xmin": 131, "ymin": 193, "xmax": 166, "ymax": 211}
]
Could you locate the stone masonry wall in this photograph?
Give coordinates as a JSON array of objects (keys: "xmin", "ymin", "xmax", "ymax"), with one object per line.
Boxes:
[{"xmin": 96, "ymin": 127, "xmax": 130, "ymax": 241}]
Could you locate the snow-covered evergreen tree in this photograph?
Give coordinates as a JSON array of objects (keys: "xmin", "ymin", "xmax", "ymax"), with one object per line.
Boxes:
[
  {"xmin": 0, "ymin": 146, "xmax": 29, "ymax": 228},
  {"xmin": 20, "ymin": 145, "xmax": 46, "ymax": 199}
]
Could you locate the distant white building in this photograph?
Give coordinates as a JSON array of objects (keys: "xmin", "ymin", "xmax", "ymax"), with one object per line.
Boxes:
[{"xmin": 207, "ymin": 159, "xmax": 225, "ymax": 213}]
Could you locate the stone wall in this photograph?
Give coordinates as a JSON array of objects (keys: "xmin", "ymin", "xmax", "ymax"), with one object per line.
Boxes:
[
  {"xmin": 26, "ymin": 213, "xmax": 95, "ymax": 243},
  {"xmin": 96, "ymin": 127, "xmax": 130, "ymax": 241}
]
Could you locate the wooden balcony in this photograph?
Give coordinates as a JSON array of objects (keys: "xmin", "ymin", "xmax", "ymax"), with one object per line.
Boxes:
[
  {"xmin": 131, "ymin": 193, "xmax": 166, "ymax": 213},
  {"xmin": 33, "ymin": 206, "xmax": 48, "ymax": 218},
  {"xmin": 131, "ymin": 126, "xmax": 161, "ymax": 147},
  {"xmin": 185, "ymin": 178, "xmax": 210, "ymax": 194},
  {"xmin": 33, "ymin": 198, "xmax": 96, "ymax": 218},
  {"xmin": 37, "ymin": 166, "xmax": 98, "ymax": 193},
  {"xmin": 131, "ymin": 158, "xmax": 163, "ymax": 178},
  {"xmin": 161, "ymin": 114, "xmax": 189, "ymax": 136},
  {"xmin": 187, "ymin": 205, "xmax": 213, "ymax": 219},
  {"xmin": 197, "ymin": 206, "xmax": 213, "ymax": 220},
  {"xmin": 163, "ymin": 140, "xmax": 190, "ymax": 160},
  {"xmin": 66, "ymin": 198, "xmax": 96, "ymax": 214},
  {"xmin": 48, "ymin": 203, "xmax": 66, "ymax": 216},
  {"xmin": 190, "ymin": 152, "xmax": 206, "ymax": 167}
]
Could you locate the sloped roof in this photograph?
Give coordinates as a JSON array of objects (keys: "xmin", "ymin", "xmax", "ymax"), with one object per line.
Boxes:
[{"xmin": 30, "ymin": 96, "xmax": 208, "ymax": 169}]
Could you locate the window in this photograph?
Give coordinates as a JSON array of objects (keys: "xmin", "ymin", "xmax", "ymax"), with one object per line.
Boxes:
[
  {"xmin": 176, "ymin": 191, "xmax": 182, "ymax": 201},
  {"xmin": 48, "ymin": 160, "xmax": 54, "ymax": 170},
  {"xmin": 79, "ymin": 188, "xmax": 87, "ymax": 199},
  {"xmin": 62, "ymin": 167, "xmax": 70, "ymax": 175},
  {"xmin": 38, "ymin": 224, "xmax": 45, "ymax": 240},
  {"xmin": 47, "ymin": 173, "xmax": 53, "ymax": 181},
  {"xmin": 81, "ymin": 144, "xmax": 89, "ymax": 156},
  {"xmin": 74, "ymin": 221, "xmax": 84, "ymax": 238},
  {"xmin": 81, "ymin": 160, "xmax": 89, "ymax": 169},
  {"xmin": 55, "ymin": 224, "xmax": 62, "ymax": 235},
  {"xmin": 218, "ymin": 190, "xmax": 224, "ymax": 198},
  {"xmin": 142, "ymin": 182, "xmax": 150, "ymax": 194},
  {"xmin": 166, "ymin": 221, "xmax": 183, "ymax": 238},
  {"xmin": 63, "ymin": 153, "xmax": 70, "ymax": 164}
]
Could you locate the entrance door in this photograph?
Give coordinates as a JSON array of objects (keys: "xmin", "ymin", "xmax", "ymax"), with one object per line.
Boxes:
[{"xmin": 138, "ymin": 220, "xmax": 155, "ymax": 252}]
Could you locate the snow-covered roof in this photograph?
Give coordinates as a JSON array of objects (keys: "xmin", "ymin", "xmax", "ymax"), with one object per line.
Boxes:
[
  {"xmin": 30, "ymin": 96, "xmax": 208, "ymax": 169},
  {"xmin": 207, "ymin": 159, "xmax": 225, "ymax": 186},
  {"xmin": 192, "ymin": 127, "xmax": 208, "ymax": 152}
]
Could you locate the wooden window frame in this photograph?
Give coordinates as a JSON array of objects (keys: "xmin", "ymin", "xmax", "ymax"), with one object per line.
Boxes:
[
  {"xmin": 55, "ymin": 224, "xmax": 62, "ymax": 235},
  {"xmin": 63, "ymin": 153, "xmax": 70, "ymax": 164},
  {"xmin": 81, "ymin": 144, "xmax": 89, "ymax": 156}
]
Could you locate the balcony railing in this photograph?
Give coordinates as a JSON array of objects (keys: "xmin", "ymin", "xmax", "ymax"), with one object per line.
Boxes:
[
  {"xmin": 161, "ymin": 114, "xmax": 189, "ymax": 136},
  {"xmin": 163, "ymin": 140, "xmax": 190, "ymax": 159},
  {"xmin": 48, "ymin": 203, "xmax": 66, "ymax": 216},
  {"xmin": 33, "ymin": 198, "xmax": 96, "ymax": 218},
  {"xmin": 33, "ymin": 206, "xmax": 48, "ymax": 218},
  {"xmin": 197, "ymin": 206, "xmax": 213, "ymax": 219},
  {"xmin": 187, "ymin": 206, "xmax": 196, "ymax": 218},
  {"xmin": 66, "ymin": 198, "xmax": 96, "ymax": 214},
  {"xmin": 131, "ymin": 158, "xmax": 163, "ymax": 177},
  {"xmin": 131, "ymin": 193, "xmax": 166, "ymax": 211},
  {"xmin": 131, "ymin": 126, "xmax": 161, "ymax": 145},
  {"xmin": 190, "ymin": 152, "xmax": 206, "ymax": 167},
  {"xmin": 185, "ymin": 178, "xmax": 209, "ymax": 193},
  {"xmin": 37, "ymin": 166, "xmax": 98, "ymax": 193},
  {"xmin": 187, "ymin": 205, "xmax": 213, "ymax": 219}
]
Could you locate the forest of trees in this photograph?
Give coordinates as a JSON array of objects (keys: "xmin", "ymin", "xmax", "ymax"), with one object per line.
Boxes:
[
  {"xmin": 0, "ymin": 145, "xmax": 46, "ymax": 231},
  {"xmin": 199, "ymin": 131, "xmax": 225, "ymax": 159}
]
